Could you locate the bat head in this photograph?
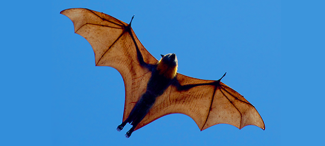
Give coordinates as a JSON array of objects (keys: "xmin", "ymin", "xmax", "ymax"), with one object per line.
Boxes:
[
  {"xmin": 160, "ymin": 53, "xmax": 178, "ymax": 67},
  {"xmin": 157, "ymin": 53, "xmax": 178, "ymax": 79}
]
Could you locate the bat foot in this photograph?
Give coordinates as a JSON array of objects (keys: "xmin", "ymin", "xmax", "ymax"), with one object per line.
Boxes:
[
  {"xmin": 117, "ymin": 125, "xmax": 124, "ymax": 131},
  {"xmin": 125, "ymin": 131, "xmax": 132, "ymax": 138}
]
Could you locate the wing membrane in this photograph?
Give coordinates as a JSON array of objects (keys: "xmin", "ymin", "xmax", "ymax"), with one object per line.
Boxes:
[
  {"xmin": 61, "ymin": 8, "xmax": 158, "ymax": 122},
  {"xmin": 136, "ymin": 74, "xmax": 265, "ymax": 130}
]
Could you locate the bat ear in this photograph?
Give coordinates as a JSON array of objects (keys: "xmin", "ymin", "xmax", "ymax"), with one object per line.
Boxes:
[{"xmin": 160, "ymin": 54, "xmax": 164, "ymax": 58}]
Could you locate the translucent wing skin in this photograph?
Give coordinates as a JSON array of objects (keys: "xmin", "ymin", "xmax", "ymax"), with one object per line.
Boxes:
[
  {"xmin": 60, "ymin": 8, "xmax": 158, "ymax": 122},
  {"xmin": 61, "ymin": 8, "xmax": 264, "ymax": 133},
  {"xmin": 136, "ymin": 74, "xmax": 265, "ymax": 130}
]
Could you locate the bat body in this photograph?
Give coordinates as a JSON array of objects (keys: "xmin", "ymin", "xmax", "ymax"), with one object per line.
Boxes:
[
  {"xmin": 118, "ymin": 53, "xmax": 178, "ymax": 137},
  {"xmin": 61, "ymin": 8, "xmax": 265, "ymax": 138}
]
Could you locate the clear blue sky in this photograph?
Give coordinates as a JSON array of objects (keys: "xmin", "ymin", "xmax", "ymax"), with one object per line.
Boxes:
[{"xmin": 1, "ymin": 0, "xmax": 324, "ymax": 145}]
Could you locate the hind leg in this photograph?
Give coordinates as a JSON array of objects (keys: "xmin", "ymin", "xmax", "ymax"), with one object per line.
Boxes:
[
  {"xmin": 125, "ymin": 125, "xmax": 135, "ymax": 138},
  {"xmin": 125, "ymin": 119, "xmax": 141, "ymax": 138},
  {"xmin": 125, "ymin": 109, "xmax": 148, "ymax": 138},
  {"xmin": 122, "ymin": 92, "xmax": 156, "ymax": 137},
  {"xmin": 117, "ymin": 103, "xmax": 140, "ymax": 132},
  {"xmin": 117, "ymin": 120, "xmax": 128, "ymax": 131}
]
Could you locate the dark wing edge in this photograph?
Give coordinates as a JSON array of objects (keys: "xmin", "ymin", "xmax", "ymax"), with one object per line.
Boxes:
[
  {"xmin": 134, "ymin": 73, "xmax": 265, "ymax": 131},
  {"xmin": 60, "ymin": 8, "xmax": 158, "ymax": 122}
]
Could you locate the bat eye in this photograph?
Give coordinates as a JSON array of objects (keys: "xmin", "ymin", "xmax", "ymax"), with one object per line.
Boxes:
[{"xmin": 160, "ymin": 54, "xmax": 164, "ymax": 57}]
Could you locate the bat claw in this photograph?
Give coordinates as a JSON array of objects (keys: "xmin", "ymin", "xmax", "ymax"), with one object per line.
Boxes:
[
  {"xmin": 218, "ymin": 72, "xmax": 227, "ymax": 81},
  {"xmin": 125, "ymin": 131, "xmax": 132, "ymax": 138},
  {"xmin": 117, "ymin": 125, "xmax": 124, "ymax": 131}
]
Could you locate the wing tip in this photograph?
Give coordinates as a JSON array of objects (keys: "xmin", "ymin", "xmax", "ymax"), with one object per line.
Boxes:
[
  {"xmin": 60, "ymin": 8, "xmax": 75, "ymax": 15},
  {"xmin": 60, "ymin": 9, "xmax": 68, "ymax": 15},
  {"xmin": 60, "ymin": 8, "xmax": 91, "ymax": 16},
  {"xmin": 60, "ymin": 8, "xmax": 73, "ymax": 17},
  {"xmin": 239, "ymin": 123, "xmax": 265, "ymax": 130}
]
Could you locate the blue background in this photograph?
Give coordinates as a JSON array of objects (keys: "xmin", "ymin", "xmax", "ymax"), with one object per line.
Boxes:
[{"xmin": 1, "ymin": 0, "xmax": 324, "ymax": 145}]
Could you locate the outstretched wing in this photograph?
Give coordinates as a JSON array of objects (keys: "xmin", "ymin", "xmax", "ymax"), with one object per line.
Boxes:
[
  {"xmin": 61, "ymin": 8, "xmax": 158, "ymax": 121},
  {"xmin": 136, "ymin": 73, "xmax": 265, "ymax": 130}
]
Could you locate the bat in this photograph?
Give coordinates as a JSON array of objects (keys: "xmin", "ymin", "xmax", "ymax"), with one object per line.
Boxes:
[{"xmin": 61, "ymin": 8, "xmax": 265, "ymax": 138}]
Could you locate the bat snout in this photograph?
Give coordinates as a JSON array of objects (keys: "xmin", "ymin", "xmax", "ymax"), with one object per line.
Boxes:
[{"xmin": 162, "ymin": 53, "xmax": 178, "ymax": 66}]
